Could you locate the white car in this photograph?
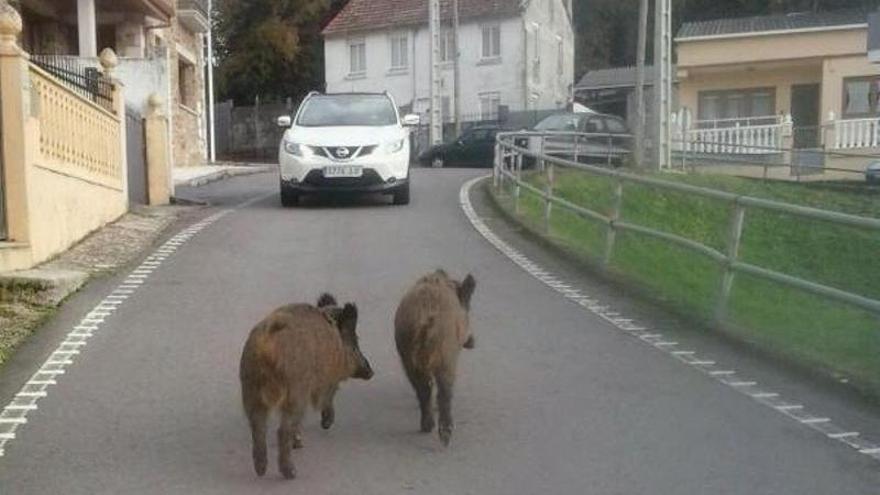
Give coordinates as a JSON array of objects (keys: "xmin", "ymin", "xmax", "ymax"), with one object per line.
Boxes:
[{"xmin": 276, "ymin": 92, "xmax": 419, "ymax": 206}]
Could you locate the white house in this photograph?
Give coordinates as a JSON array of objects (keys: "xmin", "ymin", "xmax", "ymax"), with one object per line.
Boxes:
[{"xmin": 322, "ymin": 0, "xmax": 575, "ymax": 121}]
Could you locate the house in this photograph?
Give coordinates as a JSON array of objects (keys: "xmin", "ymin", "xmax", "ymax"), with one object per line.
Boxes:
[
  {"xmin": 321, "ymin": 0, "xmax": 575, "ymax": 124},
  {"xmin": 676, "ymin": 9, "xmax": 880, "ymax": 159},
  {"xmin": 0, "ymin": 0, "xmax": 195, "ymax": 272},
  {"xmin": 15, "ymin": 0, "xmax": 209, "ymax": 170},
  {"xmin": 574, "ymin": 65, "xmax": 678, "ymax": 131}
]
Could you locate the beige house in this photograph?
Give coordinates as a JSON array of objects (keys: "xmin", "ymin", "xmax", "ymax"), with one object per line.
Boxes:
[
  {"xmin": 14, "ymin": 0, "xmax": 209, "ymax": 169},
  {"xmin": 0, "ymin": 0, "xmax": 186, "ymax": 272},
  {"xmin": 675, "ymin": 9, "xmax": 880, "ymax": 177}
]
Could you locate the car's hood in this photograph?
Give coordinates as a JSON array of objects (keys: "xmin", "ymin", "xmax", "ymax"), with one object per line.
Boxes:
[{"xmin": 287, "ymin": 125, "xmax": 405, "ymax": 146}]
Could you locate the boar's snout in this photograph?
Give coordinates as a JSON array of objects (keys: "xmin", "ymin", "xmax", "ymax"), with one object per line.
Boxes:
[{"xmin": 354, "ymin": 352, "xmax": 374, "ymax": 380}]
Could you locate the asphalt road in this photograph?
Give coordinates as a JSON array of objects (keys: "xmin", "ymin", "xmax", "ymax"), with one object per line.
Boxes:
[{"xmin": 0, "ymin": 169, "xmax": 878, "ymax": 494}]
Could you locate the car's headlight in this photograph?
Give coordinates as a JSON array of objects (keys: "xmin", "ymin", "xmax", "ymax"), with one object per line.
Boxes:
[
  {"xmin": 283, "ymin": 141, "xmax": 304, "ymax": 156},
  {"xmin": 385, "ymin": 138, "xmax": 406, "ymax": 154}
]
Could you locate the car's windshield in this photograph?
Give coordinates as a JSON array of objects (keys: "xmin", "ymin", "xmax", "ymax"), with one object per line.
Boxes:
[
  {"xmin": 297, "ymin": 95, "xmax": 397, "ymax": 127},
  {"xmin": 534, "ymin": 114, "xmax": 581, "ymax": 131}
]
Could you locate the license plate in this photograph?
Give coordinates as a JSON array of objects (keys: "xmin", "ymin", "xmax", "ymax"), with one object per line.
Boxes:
[{"xmin": 323, "ymin": 165, "xmax": 363, "ymax": 178}]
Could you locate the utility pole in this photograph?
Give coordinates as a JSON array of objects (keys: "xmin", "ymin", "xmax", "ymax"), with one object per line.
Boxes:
[
  {"xmin": 428, "ymin": 0, "xmax": 443, "ymax": 145},
  {"xmin": 206, "ymin": 0, "xmax": 216, "ymax": 163},
  {"xmin": 452, "ymin": 0, "xmax": 462, "ymax": 137},
  {"xmin": 652, "ymin": 0, "xmax": 672, "ymax": 170},
  {"xmin": 633, "ymin": 0, "xmax": 648, "ymax": 168}
]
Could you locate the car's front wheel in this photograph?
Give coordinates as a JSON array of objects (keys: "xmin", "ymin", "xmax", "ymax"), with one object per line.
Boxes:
[
  {"xmin": 432, "ymin": 155, "xmax": 445, "ymax": 168},
  {"xmin": 280, "ymin": 187, "xmax": 299, "ymax": 207},
  {"xmin": 392, "ymin": 181, "xmax": 410, "ymax": 205}
]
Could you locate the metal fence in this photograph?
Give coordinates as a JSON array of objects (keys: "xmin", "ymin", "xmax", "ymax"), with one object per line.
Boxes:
[
  {"xmin": 30, "ymin": 54, "xmax": 113, "ymax": 112},
  {"xmin": 494, "ymin": 131, "xmax": 880, "ymax": 321}
]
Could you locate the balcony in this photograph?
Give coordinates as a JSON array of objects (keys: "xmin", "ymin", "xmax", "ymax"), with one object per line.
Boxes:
[{"xmin": 178, "ymin": 0, "xmax": 210, "ymax": 33}]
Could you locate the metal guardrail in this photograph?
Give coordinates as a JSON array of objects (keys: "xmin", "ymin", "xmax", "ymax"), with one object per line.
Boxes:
[{"xmin": 494, "ymin": 131, "xmax": 880, "ymax": 319}]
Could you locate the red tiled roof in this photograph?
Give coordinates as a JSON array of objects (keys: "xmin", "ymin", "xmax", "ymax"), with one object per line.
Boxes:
[{"xmin": 323, "ymin": 0, "xmax": 522, "ymax": 36}]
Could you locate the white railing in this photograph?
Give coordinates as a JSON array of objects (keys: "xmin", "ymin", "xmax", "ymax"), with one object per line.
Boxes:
[
  {"xmin": 832, "ymin": 117, "xmax": 880, "ymax": 150},
  {"xmin": 672, "ymin": 111, "xmax": 788, "ymax": 155}
]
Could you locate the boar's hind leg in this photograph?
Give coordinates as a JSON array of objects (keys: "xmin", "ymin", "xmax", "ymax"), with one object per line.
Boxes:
[
  {"xmin": 320, "ymin": 386, "xmax": 339, "ymax": 430},
  {"xmin": 278, "ymin": 402, "xmax": 305, "ymax": 480},
  {"xmin": 404, "ymin": 365, "xmax": 434, "ymax": 433},
  {"xmin": 436, "ymin": 370, "xmax": 455, "ymax": 446},
  {"xmin": 245, "ymin": 403, "xmax": 269, "ymax": 477}
]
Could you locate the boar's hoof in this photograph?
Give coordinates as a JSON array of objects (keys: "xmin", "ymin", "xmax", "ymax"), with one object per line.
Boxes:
[
  {"xmin": 420, "ymin": 415, "xmax": 435, "ymax": 433},
  {"xmin": 321, "ymin": 409, "xmax": 335, "ymax": 430},
  {"xmin": 438, "ymin": 426, "xmax": 453, "ymax": 446},
  {"xmin": 463, "ymin": 335, "xmax": 475, "ymax": 349},
  {"xmin": 253, "ymin": 449, "xmax": 268, "ymax": 476},
  {"xmin": 292, "ymin": 432, "xmax": 304, "ymax": 449},
  {"xmin": 280, "ymin": 463, "xmax": 296, "ymax": 480}
]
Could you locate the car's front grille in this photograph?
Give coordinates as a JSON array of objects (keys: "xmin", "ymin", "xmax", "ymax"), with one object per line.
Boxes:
[{"xmin": 308, "ymin": 145, "xmax": 379, "ymax": 160}]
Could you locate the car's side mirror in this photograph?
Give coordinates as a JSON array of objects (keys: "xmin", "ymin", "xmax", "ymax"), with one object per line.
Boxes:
[
  {"xmin": 277, "ymin": 115, "xmax": 292, "ymax": 128},
  {"xmin": 402, "ymin": 114, "xmax": 420, "ymax": 126}
]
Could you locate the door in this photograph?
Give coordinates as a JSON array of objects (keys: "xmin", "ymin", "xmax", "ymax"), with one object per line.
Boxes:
[
  {"xmin": 125, "ymin": 109, "xmax": 148, "ymax": 204},
  {"xmin": 791, "ymin": 84, "xmax": 821, "ymax": 149}
]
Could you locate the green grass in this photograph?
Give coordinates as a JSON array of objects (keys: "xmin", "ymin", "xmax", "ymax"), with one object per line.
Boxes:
[{"xmin": 493, "ymin": 172, "xmax": 880, "ymax": 396}]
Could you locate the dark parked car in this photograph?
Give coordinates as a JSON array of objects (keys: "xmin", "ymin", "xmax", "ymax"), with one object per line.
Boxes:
[
  {"xmin": 418, "ymin": 126, "xmax": 504, "ymax": 168},
  {"xmin": 520, "ymin": 112, "xmax": 632, "ymax": 166},
  {"xmin": 867, "ymin": 162, "xmax": 880, "ymax": 184}
]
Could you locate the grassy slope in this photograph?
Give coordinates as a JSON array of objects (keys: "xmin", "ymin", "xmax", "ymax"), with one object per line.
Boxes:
[{"xmin": 495, "ymin": 171, "xmax": 880, "ymax": 394}]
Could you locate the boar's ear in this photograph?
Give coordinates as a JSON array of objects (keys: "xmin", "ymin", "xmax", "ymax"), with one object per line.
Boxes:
[
  {"xmin": 317, "ymin": 293, "xmax": 337, "ymax": 308},
  {"xmin": 457, "ymin": 274, "xmax": 476, "ymax": 308},
  {"xmin": 337, "ymin": 303, "xmax": 358, "ymax": 334}
]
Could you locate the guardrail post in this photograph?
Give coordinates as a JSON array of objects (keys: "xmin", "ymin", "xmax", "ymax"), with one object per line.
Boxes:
[
  {"xmin": 544, "ymin": 162, "xmax": 554, "ymax": 233},
  {"xmin": 715, "ymin": 200, "xmax": 745, "ymax": 322},
  {"xmin": 603, "ymin": 174, "xmax": 623, "ymax": 267},
  {"xmin": 574, "ymin": 134, "xmax": 580, "ymax": 163},
  {"xmin": 539, "ymin": 135, "xmax": 545, "ymax": 172},
  {"xmin": 493, "ymin": 141, "xmax": 501, "ymax": 190},
  {"xmin": 514, "ymin": 151, "xmax": 522, "ymax": 214},
  {"xmin": 606, "ymin": 134, "xmax": 613, "ymax": 168}
]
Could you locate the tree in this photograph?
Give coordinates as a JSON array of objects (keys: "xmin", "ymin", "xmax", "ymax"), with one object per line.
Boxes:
[{"xmin": 214, "ymin": 0, "xmax": 348, "ymax": 105}]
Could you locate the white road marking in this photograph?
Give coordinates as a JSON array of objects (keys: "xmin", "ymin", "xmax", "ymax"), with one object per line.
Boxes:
[
  {"xmin": 459, "ymin": 176, "xmax": 880, "ymax": 464},
  {"xmin": 0, "ymin": 191, "xmax": 275, "ymax": 458}
]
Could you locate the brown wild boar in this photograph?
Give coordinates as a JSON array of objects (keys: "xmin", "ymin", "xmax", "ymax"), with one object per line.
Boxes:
[
  {"xmin": 239, "ymin": 294, "xmax": 373, "ymax": 479},
  {"xmin": 394, "ymin": 270, "xmax": 476, "ymax": 446}
]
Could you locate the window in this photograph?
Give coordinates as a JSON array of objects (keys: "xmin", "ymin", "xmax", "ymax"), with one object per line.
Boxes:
[
  {"xmin": 389, "ymin": 33, "xmax": 408, "ymax": 70},
  {"xmin": 531, "ymin": 28, "xmax": 540, "ymax": 84},
  {"xmin": 442, "ymin": 96, "xmax": 451, "ymax": 123},
  {"xmin": 479, "ymin": 92, "xmax": 501, "ymax": 120},
  {"xmin": 583, "ymin": 117, "xmax": 604, "ymax": 133},
  {"xmin": 178, "ymin": 58, "xmax": 196, "ymax": 108},
  {"xmin": 481, "ymin": 24, "xmax": 501, "ymax": 59},
  {"xmin": 557, "ymin": 39, "xmax": 564, "ymax": 75},
  {"xmin": 440, "ymin": 29, "xmax": 455, "ymax": 63},
  {"xmin": 603, "ymin": 117, "xmax": 628, "ymax": 134},
  {"xmin": 842, "ymin": 77, "xmax": 880, "ymax": 118},
  {"xmin": 297, "ymin": 94, "xmax": 397, "ymax": 127},
  {"xmin": 697, "ymin": 88, "xmax": 776, "ymax": 125},
  {"xmin": 349, "ymin": 39, "xmax": 366, "ymax": 75}
]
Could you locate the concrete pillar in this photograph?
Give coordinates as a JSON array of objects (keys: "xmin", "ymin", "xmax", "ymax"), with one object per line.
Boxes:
[
  {"xmin": 100, "ymin": 47, "xmax": 129, "ymax": 207},
  {"xmin": 116, "ymin": 18, "xmax": 145, "ymax": 58},
  {"xmin": 0, "ymin": 3, "xmax": 31, "ymax": 244},
  {"xmin": 77, "ymin": 0, "xmax": 97, "ymax": 57},
  {"xmin": 145, "ymin": 94, "xmax": 171, "ymax": 205}
]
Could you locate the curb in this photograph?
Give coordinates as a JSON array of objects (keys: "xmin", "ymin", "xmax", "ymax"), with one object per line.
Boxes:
[{"xmin": 174, "ymin": 165, "xmax": 274, "ymax": 188}]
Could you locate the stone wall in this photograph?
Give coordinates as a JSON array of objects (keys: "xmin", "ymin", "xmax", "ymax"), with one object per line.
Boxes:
[{"xmin": 169, "ymin": 18, "xmax": 206, "ymax": 167}]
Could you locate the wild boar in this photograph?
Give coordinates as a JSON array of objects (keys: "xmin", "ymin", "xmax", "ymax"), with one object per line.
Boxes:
[
  {"xmin": 394, "ymin": 270, "xmax": 476, "ymax": 446},
  {"xmin": 239, "ymin": 293, "xmax": 374, "ymax": 479}
]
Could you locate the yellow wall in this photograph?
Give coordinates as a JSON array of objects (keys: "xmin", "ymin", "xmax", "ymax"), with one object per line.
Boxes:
[
  {"xmin": 677, "ymin": 28, "xmax": 866, "ymax": 68},
  {"xmin": 821, "ymin": 55, "xmax": 880, "ymax": 123},
  {"xmin": 677, "ymin": 26, "xmax": 880, "ymax": 129},
  {"xmin": 677, "ymin": 64, "xmax": 822, "ymax": 118}
]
